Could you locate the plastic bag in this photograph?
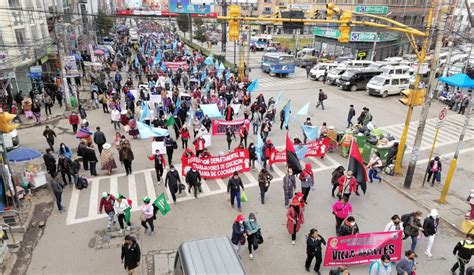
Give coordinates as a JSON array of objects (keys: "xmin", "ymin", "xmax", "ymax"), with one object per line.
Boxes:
[{"xmin": 240, "ymin": 191, "xmax": 248, "ymax": 202}]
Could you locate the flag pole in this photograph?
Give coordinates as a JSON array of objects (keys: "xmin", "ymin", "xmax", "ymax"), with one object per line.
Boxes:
[{"xmin": 346, "ymin": 138, "xmax": 353, "ymax": 170}]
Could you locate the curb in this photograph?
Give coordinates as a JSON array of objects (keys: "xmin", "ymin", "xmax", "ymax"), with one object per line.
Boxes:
[
  {"xmin": 382, "ymin": 177, "xmax": 464, "ymax": 235},
  {"xmin": 18, "ymin": 113, "xmax": 68, "ymax": 130}
]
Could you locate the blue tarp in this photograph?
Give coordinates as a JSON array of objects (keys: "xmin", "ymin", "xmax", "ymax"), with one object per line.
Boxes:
[
  {"xmin": 200, "ymin": 104, "xmax": 222, "ymax": 118},
  {"xmin": 438, "ymin": 73, "xmax": 474, "ymax": 88}
]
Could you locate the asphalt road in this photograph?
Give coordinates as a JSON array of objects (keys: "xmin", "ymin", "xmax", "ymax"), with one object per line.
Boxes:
[{"xmin": 21, "ymin": 41, "xmax": 474, "ymax": 275}]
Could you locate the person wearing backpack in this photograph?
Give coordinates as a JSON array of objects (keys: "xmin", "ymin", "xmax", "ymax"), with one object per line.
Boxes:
[
  {"xmin": 316, "ymin": 89, "xmax": 327, "ymax": 110},
  {"xmin": 305, "ymin": 228, "xmax": 326, "ymax": 274},
  {"xmin": 451, "ymin": 234, "xmax": 474, "ymax": 275},
  {"xmin": 369, "ymin": 254, "xmax": 392, "ymax": 275},
  {"xmin": 401, "ymin": 211, "xmax": 424, "ymax": 251},
  {"xmin": 244, "ymin": 213, "xmax": 261, "ymax": 260},
  {"xmin": 426, "ymin": 156, "xmax": 442, "ymax": 186},
  {"xmin": 423, "ymin": 209, "xmax": 439, "ymax": 258}
]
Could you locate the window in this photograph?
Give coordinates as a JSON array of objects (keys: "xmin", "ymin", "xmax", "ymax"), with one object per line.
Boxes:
[
  {"xmin": 36, "ymin": 0, "xmax": 42, "ymax": 9},
  {"xmin": 15, "ymin": 28, "xmax": 26, "ymax": 46},
  {"xmin": 392, "ymin": 79, "xmax": 400, "ymax": 85},
  {"xmin": 8, "ymin": 0, "xmax": 20, "ymax": 8},
  {"xmin": 25, "ymin": 0, "xmax": 34, "ymax": 9},
  {"xmin": 400, "ymin": 78, "xmax": 409, "ymax": 84},
  {"xmin": 31, "ymin": 26, "xmax": 38, "ymax": 41},
  {"xmin": 264, "ymin": 0, "xmax": 271, "ymax": 3},
  {"xmin": 41, "ymin": 24, "xmax": 48, "ymax": 38}
]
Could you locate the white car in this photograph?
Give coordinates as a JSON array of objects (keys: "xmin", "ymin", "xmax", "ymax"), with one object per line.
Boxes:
[{"xmin": 309, "ymin": 63, "xmax": 337, "ymax": 81}]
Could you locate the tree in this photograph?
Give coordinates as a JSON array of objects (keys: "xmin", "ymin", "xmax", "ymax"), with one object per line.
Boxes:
[
  {"xmin": 194, "ymin": 28, "xmax": 207, "ymax": 45},
  {"xmin": 177, "ymin": 14, "xmax": 190, "ymax": 36},
  {"xmin": 194, "ymin": 17, "xmax": 204, "ymax": 29},
  {"xmin": 96, "ymin": 10, "xmax": 113, "ymax": 38}
]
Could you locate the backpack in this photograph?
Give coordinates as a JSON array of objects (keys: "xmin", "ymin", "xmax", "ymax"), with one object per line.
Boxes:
[
  {"xmin": 369, "ymin": 261, "xmax": 380, "ymax": 273},
  {"xmin": 76, "ymin": 177, "xmax": 88, "ymax": 190},
  {"xmin": 401, "ymin": 213, "xmax": 413, "ymax": 225},
  {"xmin": 323, "ymin": 93, "xmax": 328, "ymax": 100}
]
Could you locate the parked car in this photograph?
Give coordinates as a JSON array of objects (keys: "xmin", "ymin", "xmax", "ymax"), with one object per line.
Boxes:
[
  {"xmin": 366, "ymin": 74, "xmax": 411, "ymax": 97},
  {"xmin": 337, "ymin": 69, "xmax": 382, "ymax": 91},
  {"xmin": 325, "ymin": 68, "xmax": 346, "ymax": 85},
  {"xmin": 309, "ymin": 63, "xmax": 338, "ymax": 81},
  {"xmin": 296, "ymin": 55, "xmax": 319, "ymax": 68}
]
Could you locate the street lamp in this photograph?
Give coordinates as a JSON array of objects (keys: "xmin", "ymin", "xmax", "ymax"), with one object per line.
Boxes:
[{"xmin": 215, "ymin": 0, "xmax": 228, "ymax": 54}]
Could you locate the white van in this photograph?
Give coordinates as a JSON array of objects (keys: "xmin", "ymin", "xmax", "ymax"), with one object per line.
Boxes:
[
  {"xmin": 338, "ymin": 60, "xmax": 373, "ymax": 70},
  {"xmin": 309, "ymin": 63, "xmax": 337, "ymax": 81},
  {"xmin": 366, "ymin": 74, "xmax": 411, "ymax": 97},
  {"xmin": 297, "ymin": 48, "xmax": 315, "ymax": 58},
  {"xmin": 381, "ymin": 65, "xmax": 411, "ymax": 76}
]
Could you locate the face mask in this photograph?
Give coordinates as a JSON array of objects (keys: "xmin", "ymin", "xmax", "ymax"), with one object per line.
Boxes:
[
  {"xmin": 249, "ymin": 219, "xmax": 255, "ymax": 222},
  {"xmin": 239, "ymin": 221, "xmax": 243, "ymax": 225},
  {"xmin": 466, "ymin": 240, "xmax": 473, "ymax": 244},
  {"xmin": 383, "ymin": 263, "xmax": 390, "ymax": 267},
  {"xmin": 170, "ymin": 168, "xmax": 175, "ymax": 172},
  {"xmin": 350, "ymin": 222, "xmax": 356, "ymax": 226},
  {"xmin": 394, "ymin": 221, "xmax": 400, "ymax": 225}
]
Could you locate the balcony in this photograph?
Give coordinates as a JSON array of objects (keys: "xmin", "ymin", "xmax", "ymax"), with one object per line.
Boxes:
[{"xmin": 262, "ymin": 10, "xmax": 272, "ymax": 15}]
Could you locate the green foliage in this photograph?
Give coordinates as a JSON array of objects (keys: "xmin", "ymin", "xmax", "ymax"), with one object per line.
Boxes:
[
  {"xmin": 177, "ymin": 14, "xmax": 190, "ymax": 34},
  {"xmin": 96, "ymin": 10, "xmax": 113, "ymax": 36},
  {"xmin": 193, "ymin": 28, "xmax": 207, "ymax": 44},
  {"xmin": 193, "ymin": 17, "xmax": 204, "ymax": 28}
]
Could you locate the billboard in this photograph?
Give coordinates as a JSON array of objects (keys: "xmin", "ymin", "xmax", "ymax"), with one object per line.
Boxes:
[{"xmin": 169, "ymin": 0, "xmax": 213, "ymax": 14}]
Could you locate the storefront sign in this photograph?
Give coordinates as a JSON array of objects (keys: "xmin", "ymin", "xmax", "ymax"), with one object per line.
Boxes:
[
  {"xmin": 211, "ymin": 119, "xmax": 249, "ymax": 136},
  {"xmin": 323, "ymin": 231, "xmax": 403, "ymax": 266},
  {"xmin": 63, "ymin": 56, "xmax": 79, "ymax": 76},
  {"xmin": 181, "ymin": 149, "xmax": 250, "ymax": 178},
  {"xmin": 312, "ymin": 28, "xmax": 397, "ymax": 42}
]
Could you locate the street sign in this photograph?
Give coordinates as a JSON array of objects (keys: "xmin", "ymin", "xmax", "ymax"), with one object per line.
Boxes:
[
  {"xmin": 357, "ymin": 51, "xmax": 367, "ymax": 60},
  {"xmin": 356, "ymin": 5, "xmax": 389, "ymax": 15},
  {"xmin": 438, "ymin": 107, "xmax": 448, "ymax": 121},
  {"xmin": 312, "ymin": 28, "xmax": 398, "ymax": 42}
]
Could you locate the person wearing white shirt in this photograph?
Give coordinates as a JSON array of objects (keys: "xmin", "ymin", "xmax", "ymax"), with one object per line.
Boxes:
[
  {"xmin": 140, "ymin": 197, "xmax": 155, "ymax": 235},
  {"xmin": 384, "ymin": 214, "xmax": 404, "ymax": 238},
  {"xmin": 114, "ymin": 195, "xmax": 131, "ymax": 233}
]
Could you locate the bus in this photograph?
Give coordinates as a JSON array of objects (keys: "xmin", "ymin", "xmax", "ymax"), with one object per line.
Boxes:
[
  {"xmin": 261, "ymin": 53, "xmax": 296, "ymax": 77},
  {"xmin": 250, "ymin": 35, "xmax": 272, "ymax": 51}
]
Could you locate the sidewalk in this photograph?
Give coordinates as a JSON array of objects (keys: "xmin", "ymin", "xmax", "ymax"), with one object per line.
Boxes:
[{"xmin": 383, "ymin": 170, "xmax": 470, "ymax": 234}]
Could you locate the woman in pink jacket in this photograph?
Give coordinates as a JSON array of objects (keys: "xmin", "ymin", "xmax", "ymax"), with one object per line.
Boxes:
[
  {"xmin": 287, "ymin": 198, "xmax": 305, "ymax": 245},
  {"xmin": 332, "ymin": 197, "xmax": 352, "ymax": 234}
]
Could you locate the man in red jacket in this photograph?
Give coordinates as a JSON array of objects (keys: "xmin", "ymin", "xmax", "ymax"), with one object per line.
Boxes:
[
  {"xmin": 224, "ymin": 105, "xmax": 234, "ymax": 121},
  {"xmin": 99, "ymin": 192, "xmax": 116, "ymax": 229},
  {"xmin": 337, "ymin": 171, "xmax": 357, "ymax": 201},
  {"xmin": 193, "ymin": 136, "xmax": 206, "ymax": 157}
]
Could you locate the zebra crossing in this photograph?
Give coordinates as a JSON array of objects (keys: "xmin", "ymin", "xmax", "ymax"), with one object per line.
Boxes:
[
  {"xmin": 380, "ymin": 114, "xmax": 474, "ymax": 151},
  {"xmin": 258, "ymin": 70, "xmax": 309, "ymax": 89},
  {"xmin": 65, "ymin": 154, "xmax": 341, "ymax": 226}
]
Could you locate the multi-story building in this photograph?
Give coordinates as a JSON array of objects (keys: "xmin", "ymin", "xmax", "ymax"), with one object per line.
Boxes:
[{"xmin": 0, "ymin": 0, "xmax": 53, "ymax": 99}]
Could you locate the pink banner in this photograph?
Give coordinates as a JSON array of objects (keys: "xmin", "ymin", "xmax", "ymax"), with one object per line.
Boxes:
[
  {"xmin": 268, "ymin": 138, "xmax": 330, "ymax": 165},
  {"xmin": 181, "ymin": 149, "xmax": 250, "ymax": 179},
  {"xmin": 323, "ymin": 231, "xmax": 403, "ymax": 266},
  {"xmin": 163, "ymin": 61, "xmax": 188, "ymax": 71},
  {"xmin": 211, "ymin": 119, "xmax": 250, "ymax": 136}
]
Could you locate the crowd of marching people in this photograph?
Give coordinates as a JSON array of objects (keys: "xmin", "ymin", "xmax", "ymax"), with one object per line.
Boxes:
[{"xmin": 33, "ymin": 20, "xmax": 474, "ymax": 275}]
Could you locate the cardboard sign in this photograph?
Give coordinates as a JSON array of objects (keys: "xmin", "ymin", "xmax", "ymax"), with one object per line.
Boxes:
[{"xmin": 151, "ymin": 141, "xmax": 166, "ymax": 155}]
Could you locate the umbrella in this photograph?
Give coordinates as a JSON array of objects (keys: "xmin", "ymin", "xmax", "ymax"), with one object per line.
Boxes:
[
  {"xmin": 94, "ymin": 49, "xmax": 105, "ymax": 55},
  {"xmin": 438, "ymin": 73, "xmax": 474, "ymax": 88},
  {"xmin": 76, "ymin": 128, "xmax": 93, "ymax": 138},
  {"xmin": 7, "ymin": 147, "xmax": 42, "ymax": 162}
]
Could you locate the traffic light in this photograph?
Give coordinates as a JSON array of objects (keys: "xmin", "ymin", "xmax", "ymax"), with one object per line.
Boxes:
[
  {"xmin": 338, "ymin": 11, "xmax": 352, "ymax": 43},
  {"xmin": 273, "ymin": 7, "xmax": 281, "ymax": 18},
  {"xmin": 309, "ymin": 9, "xmax": 319, "ymax": 19},
  {"xmin": 228, "ymin": 5, "xmax": 241, "ymax": 42},
  {"xmin": 326, "ymin": 3, "xmax": 341, "ymax": 19},
  {"xmin": 399, "ymin": 89, "xmax": 426, "ymax": 106},
  {"xmin": 0, "ymin": 112, "xmax": 18, "ymax": 133}
]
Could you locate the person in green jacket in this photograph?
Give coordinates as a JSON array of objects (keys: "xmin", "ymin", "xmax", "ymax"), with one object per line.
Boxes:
[{"xmin": 245, "ymin": 213, "xmax": 261, "ymax": 260}]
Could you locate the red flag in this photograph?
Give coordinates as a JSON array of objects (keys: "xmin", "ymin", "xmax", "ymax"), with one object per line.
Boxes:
[
  {"xmin": 348, "ymin": 139, "xmax": 368, "ymax": 184},
  {"xmin": 286, "ymin": 133, "xmax": 302, "ymax": 174}
]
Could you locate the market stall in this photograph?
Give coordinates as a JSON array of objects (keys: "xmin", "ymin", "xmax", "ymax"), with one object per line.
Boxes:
[{"xmin": 7, "ymin": 147, "xmax": 47, "ymax": 196}]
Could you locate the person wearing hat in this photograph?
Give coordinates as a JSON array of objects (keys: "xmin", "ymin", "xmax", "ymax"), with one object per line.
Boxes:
[
  {"xmin": 100, "ymin": 143, "xmax": 117, "ymax": 175},
  {"xmin": 231, "ymin": 214, "xmax": 246, "ymax": 255},
  {"xmin": 422, "ymin": 209, "xmax": 439, "ymax": 257},
  {"xmin": 263, "ymin": 139, "xmax": 275, "ymax": 170},
  {"xmin": 287, "ymin": 197, "xmax": 305, "ymax": 245},
  {"xmin": 93, "ymin": 127, "xmax": 107, "ymax": 155},
  {"xmin": 114, "ymin": 194, "xmax": 131, "ymax": 233},
  {"xmin": 140, "ymin": 197, "xmax": 155, "ymax": 235},
  {"xmin": 396, "ymin": 250, "xmax": 417, "ymax": 275},
  {"xmin": 337, "ymin": 171, "xmax": 357, "ymax": 201},
  {"xmin": 99, "ymin": 192, "xmax": 116, "ymax": 229},
  {"xmin": 300, "ymin": 163, "xmax": 314, "ymax": 204}
]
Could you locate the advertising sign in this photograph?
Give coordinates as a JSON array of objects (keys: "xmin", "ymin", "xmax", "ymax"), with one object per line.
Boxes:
[
  {"xmin": 211, "ymin": 119, "xmax": 250, "ymax": 136},
  {"xmin": 64, "ymin": 56, "xmax": 79, "ymax": 76},
  {"xmin": 356, "ymin": 5, "xmax": 389, "ymax": 15},
  {"xmin": 181, "ymin": 149, "xmax": 250, "ymax": 178},
  {"xmin": 169, "ymin": 0, "xmax": 212, "ymax": 14},
  {"xmin": 323, "ymin": 231, "xmax": 403, "ymax": 266}
]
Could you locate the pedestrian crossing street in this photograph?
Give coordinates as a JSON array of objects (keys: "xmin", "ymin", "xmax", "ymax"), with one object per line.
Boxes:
[
  {"xmin": 65, "ymin": 155, "xmax": 341, "ymax": 226},
  {"xmin": 258, "ymin": 69, "xmax": 309, "ymax": 89},
  {"xmin": 380, "ymin": 114, "xmax": 474, "ymax": 151}
]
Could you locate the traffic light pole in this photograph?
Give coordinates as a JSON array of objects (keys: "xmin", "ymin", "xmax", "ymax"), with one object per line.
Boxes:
[
  {"xmin": 221, "ymin": 2, "xmax": 228, "ymax": 54},
  {"xmin": 393, "ymin": 0, "xmax": 435, "ymax": 177},
  {"xmin": 403, "ymin": 0, "xmax": 447, "ymax": 189}
]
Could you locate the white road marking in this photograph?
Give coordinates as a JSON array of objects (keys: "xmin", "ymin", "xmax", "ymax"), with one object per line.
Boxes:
[
  {"xmin": 144, "ymin": 170, "xmax": 156, "ymax": 199},
  {"xmin": 88, "ymin": 178, "xmax": 99, "ymax": 217},
  {"xmin": 127, "ymin": 175, "xmax": 138, "ymax": 207}
]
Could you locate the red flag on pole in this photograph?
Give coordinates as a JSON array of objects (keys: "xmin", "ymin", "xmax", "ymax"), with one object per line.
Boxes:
[{"xmin": 286, "ymin": 132, "xmax": 302, "ymax": 174}]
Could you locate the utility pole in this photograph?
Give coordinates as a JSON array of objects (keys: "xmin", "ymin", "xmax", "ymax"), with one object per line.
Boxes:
[
  {"xmin": 440, "ymin": 91, "xmax": 472, "ymax": 203},
  {"xmin": 402, "ymin": 0, "xmax": 448, "ymax": 188},
  {"xmin": 54, "ymin": 14, "xmax": 72, "ymax": 111},
  {"xmin": 442, "ymin": 0, "xmax": 464, "ymax": 77},
  {"xmin": 371, "ymin": 32, "xmax": 379, "ymax": 61},
  {"xmin": 393, "ymin": 0, "xmax": 436, "ymax": 175},
  {"xmin": 221, "ymin": 1, "xmax": 228, "ymax": 55}
]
